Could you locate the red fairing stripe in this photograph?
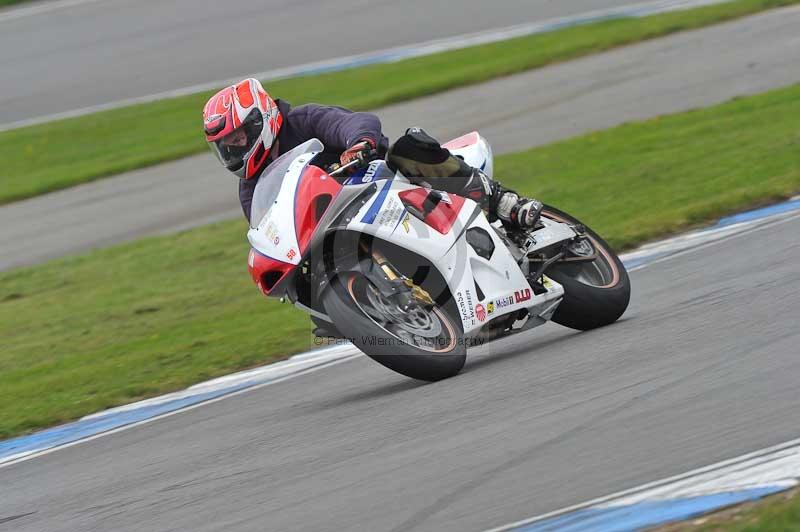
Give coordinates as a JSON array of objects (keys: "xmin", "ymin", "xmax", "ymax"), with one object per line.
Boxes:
[
  {"xmin": 294, "ymin": 165, "xmax": 343, "ymax": 253},
  {"xmin": 398, "ymin": 188, "xmax": 466, "ymax": 234},
  {"xmin": 248, "ymin": 249, "xmax": 295, "ymax": 295},
  {"xmin": 442, "ymin": 131, "xmax": 480, "ymax": 150}
]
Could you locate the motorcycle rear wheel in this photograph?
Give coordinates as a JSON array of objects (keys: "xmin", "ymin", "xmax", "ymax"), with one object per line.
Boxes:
[
  {"xmin": 541, "ymin": 205, "xmax": 631, "ymax": 331},
  {"xmin": 322, "ymin": 272, "xmax": 466, "ymax": 381}
]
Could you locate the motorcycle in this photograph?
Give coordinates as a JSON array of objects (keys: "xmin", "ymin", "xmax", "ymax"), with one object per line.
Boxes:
[{"xmin": 246, "ymin": 132, "xmax": 631, "ymax": 381}]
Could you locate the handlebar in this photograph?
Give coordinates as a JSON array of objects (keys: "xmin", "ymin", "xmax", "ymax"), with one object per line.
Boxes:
[{"xmin": 328, "ymin": 148, "xmax": 379, "ymax": 178}]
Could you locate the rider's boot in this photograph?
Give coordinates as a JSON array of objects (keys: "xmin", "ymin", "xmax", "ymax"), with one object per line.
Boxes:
[
  {"xmin": 386, "ymin": 127, "xmax": 542, "ymax": 230},
  {"xmin": 461, "ymin": 167, "xmax": 543, "ymax": 230}
]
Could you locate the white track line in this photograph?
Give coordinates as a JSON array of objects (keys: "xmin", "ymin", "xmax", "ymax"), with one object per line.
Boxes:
[
  {"xmin": 0, "ymin": 349, "xmax": 361, "ymax": 469},
  {"xmin": 486, "ymin": 437, "xmax": 800, "ymax": 531},
  {"xmin": 625, "ymin": 209, "xmax": 800, "ymax": 272}
]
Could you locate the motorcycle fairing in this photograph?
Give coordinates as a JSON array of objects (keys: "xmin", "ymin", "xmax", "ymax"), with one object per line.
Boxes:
[
  {"xmin": 344, "ymin": 179, "xmax": 564, "ymax": 333},
  {"xmin": 248, "ymin": 140, "xmax": 343, "ymax": 295},
  {"xmin": 443, "ymin": 131, "xmax": 494, "ymax": 178},
  {"xmin": 398, "ymin": 188, "xmax": 466, "ymax": 235},
  {"xmin": 247, "ymin": 137, "xmax": 569, "ymax": 335}
]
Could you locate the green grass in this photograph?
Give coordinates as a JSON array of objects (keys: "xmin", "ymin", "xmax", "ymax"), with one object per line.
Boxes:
[
  {"xmin": 499, "ymin": 86, "xmax": 800, "ymax": 249},
  {"xmin": 663, "ymin": 488, "xmax": 800, "ymax": 531},
  {"xmin": 2, "ymin": 83, "xmax": 800, "ymax": 440},
  {"xmin": 1, "ymin": 0, "xmax": 799, "ymax": 205}
]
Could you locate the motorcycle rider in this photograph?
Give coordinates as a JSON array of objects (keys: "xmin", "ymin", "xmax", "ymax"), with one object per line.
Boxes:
[{"xmin": 203, "ymin": 78, "xmax": 543, "ymax": 229}]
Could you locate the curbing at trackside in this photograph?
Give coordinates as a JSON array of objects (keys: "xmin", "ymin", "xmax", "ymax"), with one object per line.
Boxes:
[{"xmin": 489, "ymin": 437, "xmax": 800, "ymax": 531}]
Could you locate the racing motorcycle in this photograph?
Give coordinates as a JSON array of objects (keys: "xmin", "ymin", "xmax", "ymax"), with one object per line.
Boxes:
[{"xmin": 247, "ymin": 132, "xmax": 631, "ymax": 381}]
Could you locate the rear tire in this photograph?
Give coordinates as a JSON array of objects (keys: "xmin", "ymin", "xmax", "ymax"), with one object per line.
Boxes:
[
  {"xmin": 322, "ymin": 273, "xmax": 466, "ymax": 381},
  {"xmin": 542, "ymin": 206, "xmax": 631, "ymax": 331}
]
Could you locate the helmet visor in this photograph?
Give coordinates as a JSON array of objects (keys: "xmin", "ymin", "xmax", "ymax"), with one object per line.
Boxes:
[{"xmin": 209, "ymin": 109, "xmax": 264, "ymax": 172}]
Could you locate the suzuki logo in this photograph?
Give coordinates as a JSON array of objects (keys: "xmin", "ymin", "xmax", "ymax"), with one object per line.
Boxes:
[{"xmin": 514, "ymin": 288, "xmax": 531, "ymax": 303}]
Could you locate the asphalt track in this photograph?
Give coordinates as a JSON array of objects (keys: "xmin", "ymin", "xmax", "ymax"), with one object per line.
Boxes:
[
  {"xmin": 0, "ymin": 0, "xmax": 646, "ymax": 125},
  {"xmin": 1, "ymin": 207, "xmax": 799, "ymax": 531},
  {"xmin": 2, "ymin": 7, "xmax": 799, "ymax": 272}
]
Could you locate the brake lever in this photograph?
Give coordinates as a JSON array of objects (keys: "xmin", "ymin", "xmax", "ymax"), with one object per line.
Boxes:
[
  {"xmin": 329, "ymin": 148, "xmax": 380, "ymax": 177},
  {"xmin": 329, "ymin": 158, "xmax": 362, "ymax": 177}
]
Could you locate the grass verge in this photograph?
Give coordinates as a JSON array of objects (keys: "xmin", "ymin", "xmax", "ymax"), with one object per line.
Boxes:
[
  {"xmin": 659, "ymin": 487, "xmax": 800, "ymax": 531},
  {"xmin": 2, "ymin": 0, "xmax": 799, "ymax": 204},
  {"xmin": 1, "ymin": 83, "xmax": 799, "ymax": 440}
]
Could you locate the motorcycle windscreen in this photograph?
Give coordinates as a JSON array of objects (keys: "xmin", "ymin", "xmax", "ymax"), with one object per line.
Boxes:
[{"xmin": 249, "ymin": 138, "xmax": 325, "ymax": 229}]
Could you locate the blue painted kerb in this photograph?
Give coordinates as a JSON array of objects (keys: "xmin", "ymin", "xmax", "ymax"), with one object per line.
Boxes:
[
  {"xmin": 515, "ymin": 486, "xmax": 786, "ymax": 532},
  {"xmin": 0, "ymin": 354, "xmax": 351, "ymax": 462},
  {"xmin": 716, "ymin": 198, "xmax": 800, "ymax": 228}
]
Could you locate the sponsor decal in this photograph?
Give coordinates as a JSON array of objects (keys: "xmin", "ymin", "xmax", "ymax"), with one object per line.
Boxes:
[
  {"xmin": 514, "ymin": 288, "xmax": 532, "ymax": 304},
  {"xmin": 363, "ymin": 161, "xmax": 380, "ymax": 182},
  {"xmin": 401, "ymin": 212, "xmax": 411, "ymax": 233},
  {"xmin": 376, "ymin": 198, "xmax": 404, "ymax": 228},
  {"xmin": 456, "ymin": 289, "xmax": 477, "ymax": 324},
  {"xmin": 456, "ymin": 291, "xmax": 469, "ymax": 323},
  {"xmin": 476, "ymin": 304, "xmax": 486, "ymax": 322},
  {"xmin": 204, "ymin": 113, "xmax": 223, "ymax": 126},
  {"xmin": 286, "ymin": 249, "xmax": 297, "ymax": 261},
  {"xmin": 487, "ymin": 301, "xmax": 495, "ymax": 315},
  {"xmin": 494, "ymin": 295, "xmax": 515, "ymax": 309},
  {"xmin": 464, "ymin": 289, "xmax": 475, "ymax": 321},
  {"xmin": 263, "ymin": 220, "xmax": 280, "ymax": 245}
]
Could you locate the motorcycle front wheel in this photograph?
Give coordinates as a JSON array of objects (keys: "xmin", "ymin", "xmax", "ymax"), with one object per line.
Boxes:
[
  {"xmin": 322, "ymin": 272, "xmax": 466, "ymax": 381},
  {"xmin": 542, "ymin": 205, "xmax": 631, "ymax": 331}
]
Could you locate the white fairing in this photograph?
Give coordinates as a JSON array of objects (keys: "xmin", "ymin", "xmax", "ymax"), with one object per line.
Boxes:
[
  {"xmin": 345, "ymin": 178, "xmax": 565, "ymax": 334},
  {"xmin": 445, "ymin": 132, "xmax": 494, "ymax": 177},
  {"xmin": 247, "ymin": 134, "xmax": 575, "ymax": 337},
  {"xmin": 247, "ymin": 139, "xmax": 323, "ymax": 265}
]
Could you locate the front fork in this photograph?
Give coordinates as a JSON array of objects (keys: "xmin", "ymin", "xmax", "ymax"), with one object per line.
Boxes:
[{"xmin": 364, "ymin": 247, "xmax": 435, "ymax": 310}]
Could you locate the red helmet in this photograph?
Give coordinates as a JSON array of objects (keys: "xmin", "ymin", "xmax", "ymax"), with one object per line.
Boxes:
[{"xmin": 203, "ymin": 78, "xmax": 283, "ymax": 179}]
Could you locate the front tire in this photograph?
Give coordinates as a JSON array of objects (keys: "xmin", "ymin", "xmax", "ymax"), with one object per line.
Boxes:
[
  {"xmin": 542, "ymin": 206, "xmax": 631, "ymax": 331},
  {"xmin": 322, "ymin": 273, "xmax": 466, "ymax": 381}
]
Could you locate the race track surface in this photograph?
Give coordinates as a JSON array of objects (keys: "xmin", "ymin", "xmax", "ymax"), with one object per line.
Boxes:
[
  {"xmin": 0, "ymin": 0, "xmax": 644, "ymax": 125},
  {"xmin": 2, "ymin": 7, "xmax": 799, "ymax": 272},
  {"xmin": 1, "ymin": 206, "xmax": 798, "ymax": 531}
]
